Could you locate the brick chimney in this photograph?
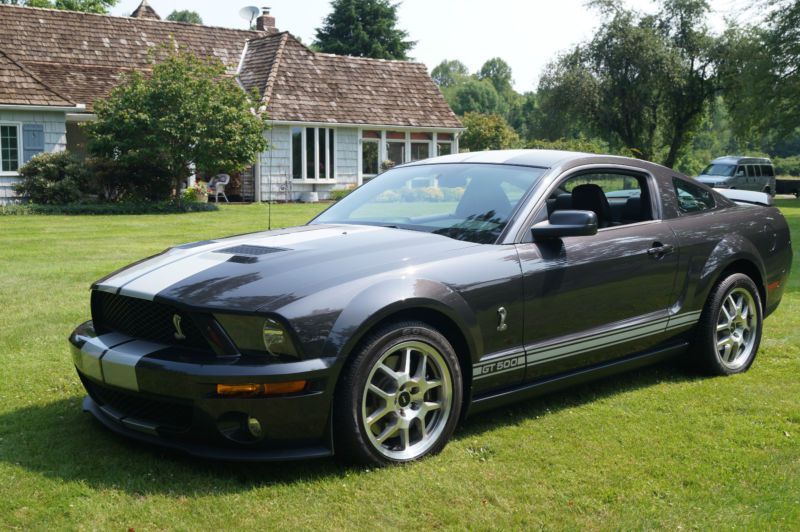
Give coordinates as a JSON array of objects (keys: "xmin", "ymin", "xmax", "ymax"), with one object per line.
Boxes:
[
  {"xmin": 130, "ymin": 0, "xmax": 161, "ymax": 20},
  {"xmin": 256, "ymin": 7, "xmax": 276, "ymax": 32}
]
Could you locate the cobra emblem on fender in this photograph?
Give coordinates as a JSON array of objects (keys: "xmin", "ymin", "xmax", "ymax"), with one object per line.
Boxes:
[{"xmin": 173, "ymin": 314, "xmax": 186, "ymax": 340}]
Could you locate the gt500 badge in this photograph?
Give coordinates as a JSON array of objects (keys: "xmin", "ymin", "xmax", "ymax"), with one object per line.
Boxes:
[{"xmin": 474, "ymin": 354, "xmax": 525, "ymax": 379}]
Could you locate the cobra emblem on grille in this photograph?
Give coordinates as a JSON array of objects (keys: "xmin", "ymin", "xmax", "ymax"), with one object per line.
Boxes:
[{"xmin": 172, "ymin": 314, "xmax": 186, "ymax": 340}]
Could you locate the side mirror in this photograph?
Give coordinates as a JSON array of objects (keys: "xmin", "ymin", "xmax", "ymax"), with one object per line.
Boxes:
[{"xmin": 531, "ymin": 210, "xmax": 598, "ymax": 239}]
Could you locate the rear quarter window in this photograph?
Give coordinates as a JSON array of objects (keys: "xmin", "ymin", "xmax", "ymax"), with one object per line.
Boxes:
[{"xmin": 673, "ymin": 178, "xmax": 715, "ymax": 214}]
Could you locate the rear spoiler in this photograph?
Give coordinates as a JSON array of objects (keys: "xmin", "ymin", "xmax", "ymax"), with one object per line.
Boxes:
[{"xmin": 717, "ymin": 189, "xmax": 773, "ymax": 206}]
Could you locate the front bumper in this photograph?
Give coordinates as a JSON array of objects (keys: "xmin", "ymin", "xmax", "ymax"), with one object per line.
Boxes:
[{"xmin": 70, "ymin": 321, "xmax": 338, "ymax": 461}]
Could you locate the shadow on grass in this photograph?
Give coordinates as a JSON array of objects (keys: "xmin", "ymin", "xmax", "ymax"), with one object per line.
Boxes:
[{"xmin": 0, "ymin": 360, "xmax": 700, "ymax": 496}]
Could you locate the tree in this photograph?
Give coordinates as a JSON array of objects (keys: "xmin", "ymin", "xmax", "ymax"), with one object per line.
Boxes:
[
  {"xmin": 431, "ymin": 60, "xmax": 469, "ymax": 88},
  {"xmin": 460, "ymin": 112, "xmax": 519, "ymax": 152},
  {"xmin": 0, "ymin": 0, "xmax": 116, "ymax": 13},
  {"xmin": 444, "ymin": 78, "xmax": 506, "ymax": 116},
  {"xmin": 88, "ymin": 47, "xmax": 267, "ymax": 200},
  {"xmin": 721, "ymin": 0, "xmax": 800, "ymax": 141},
  {"xmin": 166, "ymin": 9, "xmax": 203, "ymax": 24},
  {"xmin": 313, "ymin": 0, "xmax": 415, "ymax": 59},
  {"xmin": 536, "ymin": 0, "xmax": 721, "ymax": 167},
  {"xmin": 478, "ymin": 57, "xmax": 514, "ymax": 97}
]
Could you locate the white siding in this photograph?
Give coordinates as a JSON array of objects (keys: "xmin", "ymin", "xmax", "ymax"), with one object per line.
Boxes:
[
  {"xmin": 259, "ymin": 125, "xmax": 291, "ymax": 202},
  {"xmin": 0, "ymin": 110, "xmax": 67, "ymax": 204},
  {"xmin": 259, "ymin": 124, "xmax": 361, "ymax": 201},
  {"xmin": 335, "ymin": 127, "xmax": 358, "ymax": 187}
]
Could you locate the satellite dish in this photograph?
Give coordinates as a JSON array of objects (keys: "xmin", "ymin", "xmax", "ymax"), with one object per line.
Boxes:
[{"xmin": 239, "ymin": 6, "xmax": 260, "ymax": 26}]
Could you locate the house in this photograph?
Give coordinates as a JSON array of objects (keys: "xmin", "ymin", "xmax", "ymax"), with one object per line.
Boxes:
[{"xmin": 0, "ymin": 2, "xmax": 462, "ymax": 203}]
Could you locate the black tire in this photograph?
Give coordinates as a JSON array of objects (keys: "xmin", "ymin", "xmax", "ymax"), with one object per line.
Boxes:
[
  {"xmin": 333, "ymin": 321, "xmax": 463, "ymax": 466},
  {"xmin": 691, "ymin": 272, "xmax": 763, "ymax": 375}
]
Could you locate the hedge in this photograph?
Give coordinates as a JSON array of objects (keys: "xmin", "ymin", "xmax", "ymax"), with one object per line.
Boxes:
[{"xmin": 0, "ymin": 201, "xmax": 219, "ymax": 216}]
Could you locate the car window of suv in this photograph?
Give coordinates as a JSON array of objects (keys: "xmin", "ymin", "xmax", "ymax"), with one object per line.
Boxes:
[
  {"xmin": 546, "ymin": 171, "xmax": 652, "ymax": 228},
  {"xmin": 762, "ymin": 165, "xmax": 775, "ymax": 177},
  {"xmin": 673, "ymin": 177, "xmax": 715, "ymax": 214}
]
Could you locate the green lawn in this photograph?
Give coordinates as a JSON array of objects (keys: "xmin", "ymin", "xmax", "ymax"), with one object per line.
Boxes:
[{"xmin": 1, "ymin": 201, "xmax": 798, "ymax": 529}]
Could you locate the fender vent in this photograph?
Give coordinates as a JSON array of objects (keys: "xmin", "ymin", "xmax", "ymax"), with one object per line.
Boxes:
[{"xmin": 215, "ymin": 245, "xmax": 287, "ymax": 256}]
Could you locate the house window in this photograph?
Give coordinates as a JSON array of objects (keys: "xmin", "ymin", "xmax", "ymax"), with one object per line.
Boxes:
[
  {"xmin": 305, "ymin": 127, "xmax": 315, "ymax": 178},
  {"xmin": 437, "ymin": 132, "xmax": 454, "ymax": 157},
  {"xmin": 410, "ymin": 132, "xmax": 431, "ymax": 161},
  {"xmin": 362, "ymin": 141, "xmax": 379, "ymax": 176},
  {"xmin": 1, "ymin": 124, "xmax": 20, "ymax": 174},
  {"xmin": 292, "ymin": 127, "xmax": 336, "ymax": 180},
  {"xmin": 387, "ymin": 142, "xmax": 405, "ymax": 167},
  {"xmin": 291, "ymin": 127, "xmax": 303, "ymax": 179}
]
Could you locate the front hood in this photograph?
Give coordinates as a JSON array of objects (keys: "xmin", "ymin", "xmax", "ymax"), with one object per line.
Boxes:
[{"xmin": 94, "ymin": 224, "xmax": 480, "ymax": 312}]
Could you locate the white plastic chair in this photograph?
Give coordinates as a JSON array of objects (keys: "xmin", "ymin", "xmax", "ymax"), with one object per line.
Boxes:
[{"xmin": 210, "ymin": 174, "xmax": 230, "ymax": 203}]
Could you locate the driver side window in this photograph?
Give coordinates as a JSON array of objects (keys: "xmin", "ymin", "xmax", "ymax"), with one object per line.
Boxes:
[{"xmin": 546, "ymin": 171, "xmax": 651, "ymax": 228}]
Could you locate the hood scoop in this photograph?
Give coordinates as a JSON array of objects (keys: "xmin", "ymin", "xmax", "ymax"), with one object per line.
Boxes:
[
  {"xmin": 215, "ymin": 245, "xmax": 289, "ymax": 263},
  {"xmin": 215, "ymin": 244, "xmax": 289, "ymax": 256}
]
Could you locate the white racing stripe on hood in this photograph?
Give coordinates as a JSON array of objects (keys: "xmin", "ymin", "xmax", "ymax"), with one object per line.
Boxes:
[
  {"xmin": 97, "ymin": 226, "xmax": 377, "ymax": 298},
  {"xmin": 119, "ymin": 252, "xmax": 231, "ymax": 300}
]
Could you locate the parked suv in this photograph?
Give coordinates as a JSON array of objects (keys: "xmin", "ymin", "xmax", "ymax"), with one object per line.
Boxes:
[{"xmin": 696, "ymin": 156, "xmax": 776, "ymax": 195}]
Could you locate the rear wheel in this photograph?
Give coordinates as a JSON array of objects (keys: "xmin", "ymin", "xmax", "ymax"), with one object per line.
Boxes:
[
  {"xmin": 692, "ymin": 273, "xmax": 763, "ymax": 375},
  {"xmin": 333, "ymin": 321, "xmax": 463, "ymax": 466}
]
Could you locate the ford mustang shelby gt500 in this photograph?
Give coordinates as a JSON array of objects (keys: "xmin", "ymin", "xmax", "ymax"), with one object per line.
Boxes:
[{"xmin": 70, "ymin": 150, "xmax": 792, "ymax": 465}]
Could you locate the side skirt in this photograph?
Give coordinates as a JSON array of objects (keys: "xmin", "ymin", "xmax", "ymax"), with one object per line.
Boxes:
[{"xmin": 466, "ymin": 342, "xmax": 689, "ymax": 416}]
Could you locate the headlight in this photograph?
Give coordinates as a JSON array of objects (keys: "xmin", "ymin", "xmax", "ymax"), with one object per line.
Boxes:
[{"xmin": 214, "ymin": 314, "xmax": 299, "ymax": 359}]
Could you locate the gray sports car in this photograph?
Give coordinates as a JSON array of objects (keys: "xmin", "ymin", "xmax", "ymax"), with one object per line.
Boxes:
[{"xmin": 69, "ymin": 150, "xmax": 792, "ymax": 465}]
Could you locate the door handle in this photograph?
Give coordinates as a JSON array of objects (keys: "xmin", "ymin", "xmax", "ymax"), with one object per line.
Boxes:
[{"xmin": 647, "ymin": 242, "xmax": 674, "ymax": 258}]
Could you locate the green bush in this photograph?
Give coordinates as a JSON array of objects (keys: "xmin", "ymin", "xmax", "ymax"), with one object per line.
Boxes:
[
  {"xmin": 86, "ymin": 157, "xmax": 174, "ymax": 202},
  {"xmin": 0, "ymin": 201, "xmax": 218, "ymax": 216},
  {"xmin": 13, "ymin": 151, "xmax": 90, "ymax": 204},
  {"xmin": 182, "ymin": 182, "xmax": 209, "ymax": 203},
  {"xmin": 774, "ymin": 156, "xmax": 800, "ymax": 177},
  {"xmin": 330, "ymin": 188, "xmax": 353, "ymax": 201}
]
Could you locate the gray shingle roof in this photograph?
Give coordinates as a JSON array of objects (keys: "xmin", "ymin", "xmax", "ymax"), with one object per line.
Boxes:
[
  {"xmin": 0, "ymin": 49, "xmax": 73, "ymax": 106},
  {"xmin": 0, "ymin": 4, "xmax": 461, "ymax": 128},
  {"xmin": 244, "ymin": 34, "xmax": 462, "ymax": 128},
  {"xmin": 0, "ymin": 4, "xmax": 258, "ymax": 110}
]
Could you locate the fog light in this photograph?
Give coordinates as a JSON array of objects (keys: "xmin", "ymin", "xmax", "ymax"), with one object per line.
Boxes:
[
  {"xmin": 216, "ymin": 380, "xmax": 307, "ymax": 397},
  {"xmin": 247, "ymin": 417, "xmax": 262, "ymax": 438}
]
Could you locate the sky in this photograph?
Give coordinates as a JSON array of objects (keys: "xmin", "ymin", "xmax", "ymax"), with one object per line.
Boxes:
[{"xmin": 111, "ymin": 0, "xmax": 752, "ymax": 92}]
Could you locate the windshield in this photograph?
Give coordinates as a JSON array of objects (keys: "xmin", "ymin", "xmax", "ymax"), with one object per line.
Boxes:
[
  {"xmin": 311, "ymin": 163, "xmax": 547, "ymax": 244},
  {"xmin": 701, "ymin": 163, "xmax": 736, "ymax": 177}
]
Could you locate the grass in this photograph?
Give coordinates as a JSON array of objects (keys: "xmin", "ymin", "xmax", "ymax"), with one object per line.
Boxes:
[{"xmin": 1, "ymin": 201, "xmax": 799, "ymax": 529}]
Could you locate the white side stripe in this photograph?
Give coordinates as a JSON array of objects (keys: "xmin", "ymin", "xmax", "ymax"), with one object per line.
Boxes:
[{"xmin": 472, "ymin": 310, "xmax": 702, "ymax": 377}]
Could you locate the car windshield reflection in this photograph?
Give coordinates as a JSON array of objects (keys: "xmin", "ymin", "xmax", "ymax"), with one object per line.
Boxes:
[{"xmin": 311, "ymin": 163, "xmax": 547, "ymax": 244}]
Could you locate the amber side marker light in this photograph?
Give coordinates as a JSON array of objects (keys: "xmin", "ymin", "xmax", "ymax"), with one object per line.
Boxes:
[{"xmin": 216, "ymin": 381, "xmax": 307, "ymax": 397}]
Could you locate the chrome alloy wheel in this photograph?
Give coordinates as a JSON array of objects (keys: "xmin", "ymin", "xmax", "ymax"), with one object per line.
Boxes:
[
  {"xmin": 361, "ymin": 340, "xmax": 453, "ymax": 461},
  {"xmin": 715, "ymin": 287, "xmax": 758, "ymax": 370}
]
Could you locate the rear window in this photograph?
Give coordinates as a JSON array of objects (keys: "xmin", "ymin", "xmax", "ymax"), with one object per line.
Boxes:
[
  {"xmin": 673, "ymin": 178, "xmax": 715, "ymax": 214},
  {"xmin": 761, "ymin": 164, "xmax": 775, "ymax": 176}
]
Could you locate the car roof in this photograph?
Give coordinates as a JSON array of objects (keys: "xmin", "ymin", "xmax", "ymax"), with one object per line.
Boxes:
[
  {"xmin": 710, "ymin": 156, "xmax": 772, "ymax": 165},
  {"xmin": 402, "ymin": 149, "xmax": 602, "ymax": 169}
]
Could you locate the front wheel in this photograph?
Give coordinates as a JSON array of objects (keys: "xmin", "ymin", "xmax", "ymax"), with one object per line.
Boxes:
[
  {"xmin": 333, "ymin": 321, "xmax": 463, "ymax": 466},
  {"xmin": 691, "ymin": 273, "xmax": 763, "ymax": 375}
]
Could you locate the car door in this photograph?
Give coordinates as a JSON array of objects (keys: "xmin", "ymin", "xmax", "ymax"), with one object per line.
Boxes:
[
  {"xmin": 747, "ymin": 164, "xmax": 758, "ymax": 191},
  {"xmin": 733, "ymin": 166, "xmax": 747, "ymax": 188},
  {"xmin": 515, "ymin": 168, "xmax": 680, "ymax": 382}
]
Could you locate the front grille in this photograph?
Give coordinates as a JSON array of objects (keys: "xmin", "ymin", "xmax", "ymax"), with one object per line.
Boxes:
[
  {"xmin": 82, "ymin": 375, "xmax": 193, "ymax": 431},
  {"xmin": 91, "ymin": 290, "xmax": 209, "ymax": 351}
]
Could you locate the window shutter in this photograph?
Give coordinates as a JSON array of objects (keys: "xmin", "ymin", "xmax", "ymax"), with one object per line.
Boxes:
[{"xmin": 22, "ymin": 124, "xmax": 45, "ymax": 163}]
